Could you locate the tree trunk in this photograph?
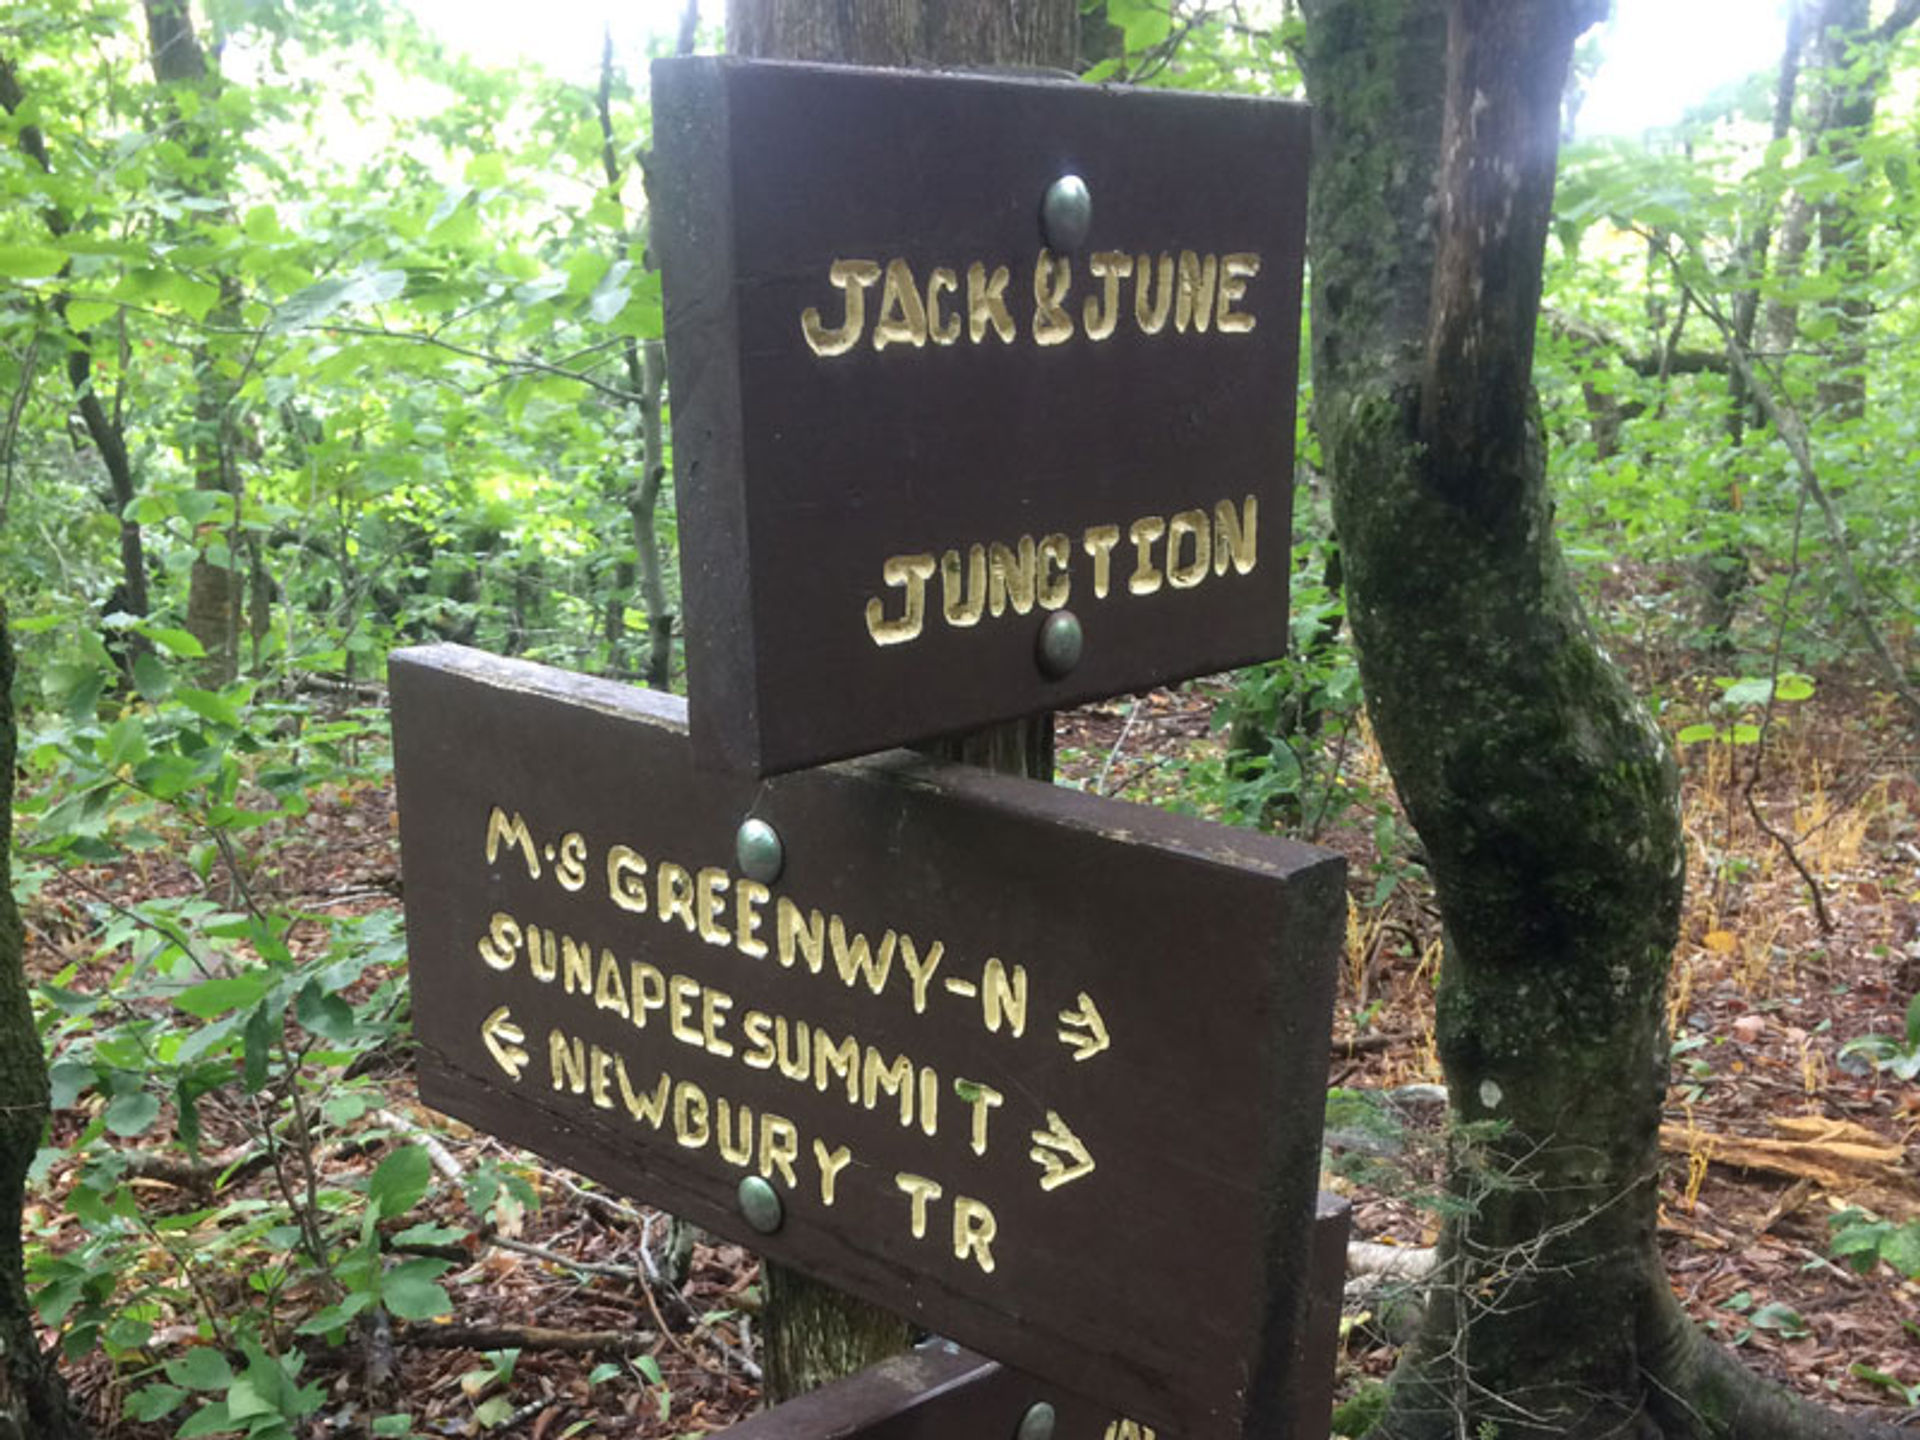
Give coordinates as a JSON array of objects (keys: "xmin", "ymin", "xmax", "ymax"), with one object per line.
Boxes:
[
  {"xmin": 0, "ymin": 605, "xmax": 89, "ymax": 1440},
  {"xmin": 146, "ymin": 0, "xmax": 244, "ymax": 685},
  {"xmin": 722, "ymin": 0, "xmax": 1071, "ymax": 1402},
  {"xmin": 1299, "ymin": 3, "xmax": 1899, "ymax": 1437}
]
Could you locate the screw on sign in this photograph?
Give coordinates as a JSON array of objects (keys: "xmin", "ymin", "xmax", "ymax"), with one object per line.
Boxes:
[{"xmin": 391, "ymin": 646, "xmax": 1342, "ymax": 1439}]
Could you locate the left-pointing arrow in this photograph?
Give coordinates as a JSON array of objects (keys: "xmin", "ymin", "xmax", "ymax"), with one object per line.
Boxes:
[{"xmin": 482, "ymin": 1006, "xmax": 530, "ymax": 1082}]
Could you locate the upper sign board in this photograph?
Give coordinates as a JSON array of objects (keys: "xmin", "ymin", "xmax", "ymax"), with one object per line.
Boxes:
[
  {"xmin": 392, "ymin": 645, "xmax": 1341, "ymax": 1438},
  {"xmin": 651, "ymin": 59, "xmax": 1310, "ymax": 775}
]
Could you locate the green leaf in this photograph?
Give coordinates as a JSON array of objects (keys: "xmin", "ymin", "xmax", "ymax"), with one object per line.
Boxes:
[
  {"xmin": 1674, "ymin": 723, "xmax": 1718, "ymax": 744},
  {"xmin": 166, "ymin": 1347, "xmax": 235, "ymax": 1392},
  {"xmin": 175, "ymin": 972, "xmax": 274, "ymax": 1019},
  {"xmin": 127, "ymin": 1383, "xmax": 189, "ymax": 1422},
  {"xmin": 369, "ymin": 1144, "xmax": 433, "ymax": 1219},
  {"xmin": 1882, "ymin": 1222, "xmax": 1920, "ymax": 1280},
  {"xmin": 176, "ymin": 686, "xmax": 244, "ymax": 728},
  {"xmin": 372, "ymin": 1417, "xmax": 415, "ymax": 1436},
  {"xmin": 587, "ymin": 1362, "xmax": 621, "ymax": 1386},
  {"xmin": 1905, "ymin": 993, "xmax": 1920, "ymax": 1049},
  {"xmin": 132, "ymin": 651, "xmax": 174, "ymax": 703},
  {"xmin": 242, "ymin": 1003, "xmax": 277, "ymax": 1092},
  {"xmin": 380, "ymin": 1259, "xmax": 452, "ymax": 1321},
  {"xmin": 225, "ymin": 1376, "xmax": 274, "ymax": 1420},
  {"xmin": 1774, "ymin": 672, "xmax": 1815, "ymax": 702},
  {"xmin": 295, "ymin": 980, "xmax": 357, "ymax": 1042},
  {"xmin": 474, "ymin": 1396, "xmax": 516, "ymax": 1428},
  {"xmin": 141, "ymin": 624, "xmax": 207, "ymax": 658},
  {"xmin": 104, "ymin": 1090, "xmax": 161, "ymax": 1138},
  {"xmin": 176, "ymin": 1399, "xmax": 235, "ymax": 1439},
  {"xmin": 0, "ymin": 243, "xmax": 66, "ymax": 278}
]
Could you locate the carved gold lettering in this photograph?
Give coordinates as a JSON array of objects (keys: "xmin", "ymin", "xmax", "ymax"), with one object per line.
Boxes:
[
  {"xmin": 669, "ymin": 974, "xmax": 702, "ymax": 1048},
  {"xmin": 981, "ymin": 958, "xmax": 1028, "ymax": 1037},
  {"xmin": 988, "ymin": 537, "xmax": 1037, "ymax": 617},
  {"xmin": 814, "ymin": 1030, "xmax": 860, "ymax": 1104},
  {"xmin": 760, "ymin": 1113, "xmax": 800, "ymax": 1188},
  {"xmin": 919, "ymin": 1067, "xmax": 940, "ymax": 1138},
  {"xmin": 813, "ymin": 1139, "xmax": 852, "ymax": 1205},
  {"xmin": 776, "ymin": 1017, "xmax": 810, "ymax": 1082},
  {"xmin": 741, "ymin": 1010, "xmax": 776, "ymax": 1070},
  {"xmin": 1031, "ymin": 249, "xmax": 1073, "ymax": 346},
  {"xmin": 1217, "ymin": 252, "xmax": 1259, "ymax": 332},
  {"xmin": 873, "ymin": 258, "xmax": 930, "ymax": 350},
  {"xmin": 1166, "ymin": 508, "xmax": 1211, "ymax": 589},
  {"xmin": 478, "ymin": 911, "xmax": 521, "ymax": 971},
  {"xmin": 616, "ymin": 1058, "xmax": 670, "ymax": 1125},
  {"xmin": 862, "ymin": 1050, "xmax": 916, "ymax": 1127},
  {"xmin": 952, "ymin": 1196, "xmax": 998, "ymax": 1273},
  {"xmin": 926, "ymin": 267, "xmax": 960, "ymax": 345},
  {"xmin": 594, "ymin": 949, "xmax": 629, "ymax": 1018},
  {"xmin": 801, "ymin": 259, "xmax": 881, "ymax": 357},
  {"xmin": 696, "ymin": 866, "xmax": 731, "ymax": 946},
  {"xmin": 673, "ymin": 1080, "xmax": 710, "ymax": 1148},
  {"xmin": 657, "ymin": 862, "xmax": 696, "ymax": 932},
  {"xmin": 485, "ymin": 807, "xmax": 541, "ymax": 879},
  {"xmin": 1128, "ymin": 516, "xmax": 1166, "ymax": 596},
  {"xmin": 606, "ymin": 845, "xmax": 648, "ymax": 913},
  {"xmin": 1214, "ymin": 495, "xmax": 1258, "ymax": 576},
  {"xmin": 561, "ymin": 934, "xmax": 593, "ymax": 995},
  {"xmin": 717, "ymin": 1097, "xmax": 754, "ymax": 1166},
  {"xmin": 777, "ymin": 898, "xmax": 825, "ymax": 974},
  {"xmin": 830, "ymin": 918, "xmax": 895, "ymax": 996},
  {"xmin": 734, "ymin": 879, "xmax": 771, "ymax": 958},
  {"xmin": 528, "ymin": 925, "xmax": 558, "ymax": 983},
  {"xmin": 630, "ymin": 960, "xmax": 666, "ymax": 1029},
  {"xmin": 900, "ymin": 936, "xmax": 943, "ymax": 1015},
  {"xmin": 1082, "ymin": 524, "xmax": 1121, "ymax": 599},
  {"xmin": 589, "ymin": 1045, "xmax": 615, "ymax": 1110},
  {"xmin": 896, "ymin": 1172, "xmax": 942, "ymax": 1239},
  {"xmin": 701, "ymin": 988, "xmax": 735, "ymax": 1058},
  {"xmin": 1083, "ymin": 251, "xmax": 1132, "ymax": 341},
  {"xmin": 940, "ymin": 546, "xmax": 987, "ymax": 627},
  {"xmin": 865, "ymin": 554, "xmax": 937, "ymax": 646},
  {"xmin": 967, "ymin": 262, "xmax": 1015, "ymax": 344},
  {"xmin": 1037, "ymin": 533, "xmax": 1072, "ymax": 609},
  {"xmin": 1175, "ymin": 250, "xmax": 1218, "ymax": 334},
  {"xmin": 1134, "ymin": 252, "xmax": 1173, "ymax": 334},
  {"xmin": 959, "ymin": 1078, "xmax": 1004, "ymax": 1156},
  {"xmin": 553, "ymin": 831, "xmax": 588, "ymax": 891},
  {"xmin": 550, "ymin": 1031, "xmax": 585, "ymax": 1094}
]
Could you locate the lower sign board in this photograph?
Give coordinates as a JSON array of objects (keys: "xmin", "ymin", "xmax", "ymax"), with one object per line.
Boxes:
[
  {"xmin": 651, "ymin": 59, "xmax": 1310, "ymax": 776},
  {"xmin": 392, "ymin": 645, "xmax": 1342, "ymax": 1438}
]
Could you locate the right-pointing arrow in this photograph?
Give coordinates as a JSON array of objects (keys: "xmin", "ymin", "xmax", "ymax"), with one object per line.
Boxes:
[
  {"xmin": 481, "ymin": 1005, "xmax": 530, "ymax": 1082},
  {"xmin": 1056, "ymin": 991, "xmax": 1110, "ymax": 1061},
  {"xmin": 1029, "ymin": 1109, "xmax": 1096, "ymax": 1192}
]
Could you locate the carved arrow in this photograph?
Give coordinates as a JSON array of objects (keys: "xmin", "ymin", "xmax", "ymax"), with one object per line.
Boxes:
[
  {"xmin": 1055, "ymin": 991, "xmax": 1110, "ymax": 1062},
  {"xmin": 1029, "ymin": 1109, "xmax": 1096, "ymax": 1192},
  {"xmin": 481, "ymin": 1005, "xmax": 530, "ymax": 1082}
]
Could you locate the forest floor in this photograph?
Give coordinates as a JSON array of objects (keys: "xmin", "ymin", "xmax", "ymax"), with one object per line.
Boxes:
[{"xmin": 22, "ymin": 641, "xmax": 1920, "ymax": 1438}]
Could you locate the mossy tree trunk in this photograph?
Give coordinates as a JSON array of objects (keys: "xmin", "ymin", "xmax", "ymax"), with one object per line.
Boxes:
[
  {"xmin": 1299, "ymin": 3, "xmax": 1899, "ymax": 1437},
  {"xmin": 721, "ymin": 0, "xmax": 1071, "ymax": 1402},
  {"xmin": 0, "ymin": 607, "xmax": 88, "ymax": 1439}
]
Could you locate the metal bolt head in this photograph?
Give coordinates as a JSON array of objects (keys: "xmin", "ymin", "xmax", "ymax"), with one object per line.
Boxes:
[
  {"xmin": 1016, "ymin": 1401, "xmax": 1056, "ymax": 1440},
  {"xmin": 738, "ymin": 1175, "xmax": 784, "ymax": 1235},
  {"xmin": 736, "ymin": 817, "xmax": 784, "ymax": 884},
  {"xmin": 1041, "ymin": 174, "xmax": 1092, "ymax": 251},
  {"xmin": 1036, "ymin": 610, "xmax": 1084, "ymax": 680}
]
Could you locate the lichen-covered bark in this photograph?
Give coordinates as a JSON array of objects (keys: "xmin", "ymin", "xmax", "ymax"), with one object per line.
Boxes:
[
  {"xmin": 0, "ymin": 606, "xmax": 88, "ymax": 1439},
  {"xmin": 1300, "ymin": 3, "xmax": 1898, "ymax": 1437},
  {"xmin": 720, "ymin": 0, "xmax": 1071, "ymax": 1402}
]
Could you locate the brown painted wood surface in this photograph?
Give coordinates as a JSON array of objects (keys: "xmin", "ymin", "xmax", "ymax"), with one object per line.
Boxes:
[
  {"xmin": 391, "ymin": 644, "xmax": 1342, "ymax": 1438},
  {"xmin": 651, "ymin": 59, "xmax": 1309, "ymax": 776},
  {"xmin": 718, "ymin": 1195, "xmax": 1349, "ymax": 1440}
]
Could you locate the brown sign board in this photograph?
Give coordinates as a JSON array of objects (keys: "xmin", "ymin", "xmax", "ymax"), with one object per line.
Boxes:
[
  {"xmin": 651, "ymin": 58, "xmax": 1310, "ymax": 776},
  {"xmin": 722, "ymin": 1195, "xmax": 1351, "ymax": 1440},
  {"xmin": 391, "ymin": 645, "xmax": 1342, "ymax": 1439}
]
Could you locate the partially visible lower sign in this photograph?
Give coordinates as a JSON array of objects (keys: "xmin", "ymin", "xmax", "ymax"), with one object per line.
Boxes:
[{"xmin": 392, "ymin": 645, "xmax": 1341, "ymax": 1439}]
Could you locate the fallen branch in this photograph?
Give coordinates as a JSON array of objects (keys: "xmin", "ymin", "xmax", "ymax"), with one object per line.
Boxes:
[{"xmin": 393, "ymin": 1322, "xmax": 658, "ymax": 1355}]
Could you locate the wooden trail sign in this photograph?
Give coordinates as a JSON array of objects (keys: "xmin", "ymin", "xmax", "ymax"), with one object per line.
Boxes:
[
  {"xmin": 392, "ymin": 645, "xmax": 1342, "ymax": 1438},
  {"xmin": 651, "ymin": 59, "xmax": 1310, "ymax": 776}
]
